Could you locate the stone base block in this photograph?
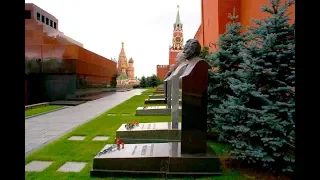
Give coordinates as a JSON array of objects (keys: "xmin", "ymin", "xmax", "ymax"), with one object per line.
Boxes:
[
  {"xmin": 90, "ymin": 142, "xmax": 222, "ymax": 178},
  {"xmin": 135, "ymin": 106, "xmax": 181, "ymax": 116},
  {"xmin": 145, "ymin": 99, "xmax": 181, "ymax": 104},
  {"xmin": 149, "ymin": 94, "xmax": 181, "ymax": 99},
  {"xmin": 116, "ymin": 122, "xmax": 181, "ymax": 143}
]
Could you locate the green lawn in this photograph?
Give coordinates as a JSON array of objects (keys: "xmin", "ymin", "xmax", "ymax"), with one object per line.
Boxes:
[
  {"xmin": 25, "ymin": 89, "xmax": 250, "ymax": 180},
  {"xmin": 25, "ymin": 105, "xmax": 63, "ymax": 117},
  {"xmin": 141, "ymin": 88, "xmax": 156, "ymax": 95}
]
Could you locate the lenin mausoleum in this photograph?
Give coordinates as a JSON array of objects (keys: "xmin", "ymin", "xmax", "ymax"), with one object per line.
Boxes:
[
  {"xmin": 156, "ymin": 0, "xmax": 295, "ymax": 80},
  {"xmin": 25, "ymin": 3, "xmax": 117, "ymax": 105}
]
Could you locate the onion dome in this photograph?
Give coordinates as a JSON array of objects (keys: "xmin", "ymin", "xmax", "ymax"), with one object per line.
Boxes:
[{"xmin": 128, "ymin": 57, "xmax": 134, "ymax": 63}]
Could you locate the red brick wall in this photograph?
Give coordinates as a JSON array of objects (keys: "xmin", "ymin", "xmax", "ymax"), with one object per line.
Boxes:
[
  {"xmin": 169, "ymin": 51, "xmax": 179, "ymax": 66},
  {"xmin": 194, "ymin": 25, "xmax": 204, "ymax": 47},
  {"xmin": 196, "ymin": 0, "xmax": 295, "ymax": 52},
  {"xmin": 157, "ymin": 65, "xmax": 169, "ymax": 81},
  {"xmin": 218, "ymin": 0, "xmax": 241, "ymax": 34},
  {"xmin": 240, "ymin": 0, "xmax": 295, "ymax": 30}
]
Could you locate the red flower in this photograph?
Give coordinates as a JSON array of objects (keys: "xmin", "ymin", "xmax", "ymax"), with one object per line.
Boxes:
[{"xmin": 116, "ymin": 138, "xmax": 121, "ymax": 144}]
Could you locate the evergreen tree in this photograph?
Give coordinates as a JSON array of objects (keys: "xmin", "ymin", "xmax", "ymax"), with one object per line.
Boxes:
[
  {"xmin": 206, "ymin": 8, "xmax": 245, "ymax": 132},
  {"xmin": 146, "ymin": 76, "xmax": 152, "ymax": 87},
  {"xmin": 199, "ymin": 46, "xmax": 210, "ymax": 59},
  {"xmin": 150, "ymin": 74, "xmax": 158, "ymax": 88},
  {"xmin": 140, "ymin": 76, "xmax": 147, "ymax": 88},
  {"xmin": 215, "ymin": 0, "xmax": 295, "ymax": 173},
  {"xmin": 156, "ymin": 76, "xmax": 162, "ymax": 85},
  {"xmin": 110, "ymin": 74, "xmax": 118, "ymax": 88}
]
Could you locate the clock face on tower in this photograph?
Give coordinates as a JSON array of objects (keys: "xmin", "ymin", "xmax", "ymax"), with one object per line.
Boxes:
[{"xmin": 175, "ymin": 36, "xmax": 181, "ymax": 43}]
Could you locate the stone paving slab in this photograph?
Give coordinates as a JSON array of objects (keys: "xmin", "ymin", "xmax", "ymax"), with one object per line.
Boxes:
[
  {"xmin": 25, "ymin": 161, "xmax": 53, "ymax": 172},
  {"xmin": 92, "ymin": 136, "xmax": 109, "ymax": 141},
  {"xmin": 57, "ymin": 162, "xmax": 87, "ymax": 172},
  {"xmin": 25, "ymin": 89, "xmax": 145, "ymax": 156},
  {"xmin": 121, "ymin": 113, "xmax": 131, "ymax": 116},
  {"xmin": 68, "ymin": 136, "xmax": 86, "ymax": 140}
]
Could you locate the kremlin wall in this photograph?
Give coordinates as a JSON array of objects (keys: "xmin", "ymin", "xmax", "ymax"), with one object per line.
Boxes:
[
  {"xmin": 25, "ymin": 3, "xmax": 117, "ymax": 105},
  {"xmin": 157, "ymin": 0, "xmax": 295, "ymax": 80},
  {"xmin": 194, "ymin": 0, "xmax": 295, "ymax": 52}
]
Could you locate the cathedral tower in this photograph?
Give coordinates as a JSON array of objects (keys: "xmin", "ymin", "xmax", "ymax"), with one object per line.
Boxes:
[
  {"xmin": 127, "ymin": 57, "xmax": 135, "ymax": 80},
  {"xmin": 169, "ymin": 5, "xmax": 184, "ymax": 66},
  {"xmin": 117, "ymin": 41, "xmax": 128, "ymax": 75}
]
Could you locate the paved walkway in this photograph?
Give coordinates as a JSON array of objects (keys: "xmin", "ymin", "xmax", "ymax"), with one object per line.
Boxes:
[{"xmin": 25, "ymin": 89, "xmax": 145, "ymax": 156}]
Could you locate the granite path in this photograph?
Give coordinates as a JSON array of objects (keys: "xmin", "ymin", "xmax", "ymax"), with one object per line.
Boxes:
[{"xmin": 25, "ymin": 89, "xmax": 145, "ymax": 156}]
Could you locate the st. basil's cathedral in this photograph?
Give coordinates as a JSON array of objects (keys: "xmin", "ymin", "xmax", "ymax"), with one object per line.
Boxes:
[{"xmin": 112, "ymin": 42, "xmax": 138, "ymax": 85}]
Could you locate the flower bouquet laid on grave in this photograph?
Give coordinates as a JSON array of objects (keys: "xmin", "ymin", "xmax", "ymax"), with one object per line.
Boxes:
[
  {"xmin": 125, "ymin": 121, "xmax": 139, "ymax": 130},
  {"xmin": 143, "ymin": 105, "xmax": 148, "ymax": 109},
  {"xmin": 98, "ymin": 144, "xmax": 117, "ymax": 156},
  {"xmin": 115, "ymin": 138, "xmax": 124, "ymax": 149}
]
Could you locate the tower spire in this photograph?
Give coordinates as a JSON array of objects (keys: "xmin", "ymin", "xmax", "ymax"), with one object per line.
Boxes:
[
  {"xmin": 175, "ymin": 5, "xmax": 181, "ymax": 25},
  {"xmin": 120, "ymin": 41, "xmax": 126, "ymax": 56}
]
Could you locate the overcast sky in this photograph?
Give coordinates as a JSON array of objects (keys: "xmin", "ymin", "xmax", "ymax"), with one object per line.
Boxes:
[{"xmin": 25, "ymin": 0, "xmax": 201, "ymax": 78}]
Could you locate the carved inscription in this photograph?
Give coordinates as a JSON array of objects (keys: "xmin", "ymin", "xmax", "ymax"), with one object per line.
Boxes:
[
  {"xmin": 153, "ymin": 123, "xmax": 156, "ymax": 129},
  {"xmin": 141, "ymin": 145, "xmax": 147, "ymax": 155},
  {"xmin": 141, "ymin": 124, "xmax": 144, "ymax": 129},
  {"xmin": 147, "ymin": 124, "xmax": 151, "ymax": 129},
  {"xmin": 132, "ymin": 145, "xmax": 137, "ymax": 155},
  {"xmin": 150, "ymin": 144, "xmax": 154, "ymax": 156}
]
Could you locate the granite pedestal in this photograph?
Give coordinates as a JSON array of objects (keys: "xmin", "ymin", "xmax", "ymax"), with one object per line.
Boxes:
[
  {"xmin": 135, "ymin": 106, "xmax": 181, "ymax": 116},
  {"xmin": 149, "ymin": 94, "xmax": 165, "ymax": 99},
  {"xmin": 91, "ymin": 142, "xmax": 221, "ymax": 178},
  {"xmin": 149, "ymin": 94, "xmax": 181, "ymax": 100},
  {"xmin": 153, "ymin": 91, "xmax": 164, "ymax": 94},
  {"xmin": 116, "ymin": 122, "xmax": 181, "ymax": 143},
  {"xmin": 145, "ymin": 98, "xmax": 181, "ymax": 104}
]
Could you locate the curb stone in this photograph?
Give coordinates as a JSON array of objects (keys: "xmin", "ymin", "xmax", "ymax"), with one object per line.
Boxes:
[{"xmin": 25, "ymin": 106, "xmax": 69, "ymax": 120}]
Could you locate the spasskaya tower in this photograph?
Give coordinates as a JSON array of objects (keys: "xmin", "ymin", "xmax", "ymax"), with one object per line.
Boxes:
[
  {"xmin": 157, "ymin": 5, "xmax": 184, "ymax": 80},
  {"xmin": 169, "ymin": 5, "xmax": 184, "ymax": 66}
]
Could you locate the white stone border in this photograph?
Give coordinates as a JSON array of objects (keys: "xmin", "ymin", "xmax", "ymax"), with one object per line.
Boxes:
[{"xmin": 25, "ymin": 106, "xmax": 68, "ymax": 120}]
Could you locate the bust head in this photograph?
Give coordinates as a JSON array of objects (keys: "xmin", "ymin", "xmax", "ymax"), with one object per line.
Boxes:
[
  {"xmin": 169, "ymin": 64, "xmax": 176, "ymax": 72},
  {"xmin": 183, "ymin": 39, "xmax": 201, "ymax": 60},
  {"xmin": 164, "ymin": 64, "xmax": 176, "ymax": 79},
  {"xmin": 175, "ymin": 52, "xmax": 186, "ymax": 66}
]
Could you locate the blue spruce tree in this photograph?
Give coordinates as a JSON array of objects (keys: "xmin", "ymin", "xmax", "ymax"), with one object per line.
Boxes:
[
  {"xmin": 207, "ymin": 8, "xmax": 246, "ymax": 132},
  {"xmin": 215, "ymin": 0, "xmax": 295, "ymax": 173}
]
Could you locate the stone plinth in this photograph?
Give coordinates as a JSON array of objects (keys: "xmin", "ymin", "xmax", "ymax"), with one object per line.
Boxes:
[
  {"xmin": 116, "ymin": 122, "xmax": 181, "ymax": 143},
  {"xmin": 180, "ymin": 59, "xmax": 210, "ymax": 154},
  {"xmin": 135, "ymin": 106, "xmax": 181, "ymax": 116},
  {"xmin": 153, "ymin": 91, "xmax": 164, "ymax": 94},
  {"xmin": 90, "ymin": 142, "xmax": 221, "ymax": 178},
  {"xmin": 149, "ymin": 94, "xmax": 181, "ymax": 100},
  {"xmin": 145, "ymin": 99, "xmax": 181, "ymax": 105},
  {"xmin": 149, "ymin": 94, "xmax": 165, "ymax": 99}
]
